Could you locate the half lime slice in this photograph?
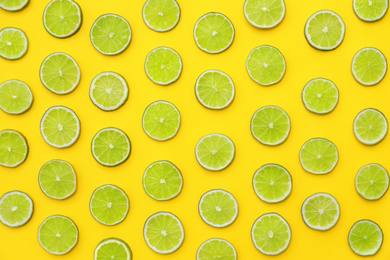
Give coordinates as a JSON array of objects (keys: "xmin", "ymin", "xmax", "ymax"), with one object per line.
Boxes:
[
  {"xmin": 0, "ymin": 79, "xmax": 33, "ymax": 114},
  {"xmin": 0, "ymin": 0, "xmax": 29, "ymax": 11},
  {"xmin": 352, "ymin": 47, "xmax": 387, "ymax": 86},
  {"xmin": 353, "ymin": 0, "xmax": 388, "ymax": 22},
  {"xmin": 143, "ymin": 0, "xmax": 180, "ymax": 32},
  {"xmin": 356, "ymin": 163, "xmax": 389, "ymax": 200},
  {"xmin": 197, "ymin": 238, "xmax": 237, "ymax": 260},
  {"xmin": 302, "ymin": 78, "xmax": 339, "ymax": 114},
  {"xmin": 244, "ymin": 0, "xmax": 286, "ymax": 28},
  {"xmin": 349, "ymin": 219, "xmax": 383, "ymax": 256},
  {"xmin": 0, "ymin": 129, "xmax": 28, "ymax": 168},
  {"xmin": 354, "ymin": 108, "xmax": 388, "ymax": 145},
  {"xmin": 0, "ymin": 191, "xmax": 33, "ymax": 227},
  {"xmin": 94, "ymin": 238, "xmax": 132, "ymax": 260},
  {"xmin": 0, "ymin": 27, "xmax": 28, "ymax": 60}
]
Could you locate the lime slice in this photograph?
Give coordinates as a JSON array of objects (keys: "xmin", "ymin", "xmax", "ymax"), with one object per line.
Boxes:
[
  {"xmin": 90, "ymin": 14, "xmax": 132, "ymax": 56},
  {"xmin": 142, "ymin": 0, "xmax": 180, "ymax": 32},
  {"xmin": 90, "ymin": 184, "xmax": 129, "ymax": 226},
  {"xmin": 94, "ymin": 238, "xmax": 132, "ymax": 260},
  {"xmin": 142, "ymin": 100, "xmax": 180, "ymax": 141},
  {"xmin": 301, "ymin": 192, "xmax": 340, "ymax": 231},
  {"xmin": 143, "ymin": 160, "xmax": 183, "ymax": 201},
  {"xmin": 244, "ymin": 0, "xmax": 286, "ymax": 28},
  {"xmin": 40, "ymin": 106, "xmax": 80, "ymax": 148},
  {"xmin": 0, "ymin": 129, "xmax": 28, "ymax": 168},
  {"xmin": 302, "ymin": 78, "xmax": 339, "ymax": 114},
  {"xmin": 194, "ymin": 12, "xmax": 234, "ymax": 54},
  {"xmin": 90, "ymin": 72, "xmax": 129, "ymax": 111},
  {"xmin": 195, "ymin": 70, "xmax": 235, "ymax": 110},
  {"xmin": 305, "ymin": 10, "xmax": 345, "ymax": 51},
  {"xmin": 195, "ymin": 133, "xmax": 235, "ymax": 171},
  {"xmin": 40, "ymin": 52, "xmax": 81, "ymax": 94},
  {"xmin": 353, "ymin": 0, "xmax": 388, "ymax": 22},
  {"xmin": 299, "ymin": 138, "xmax": 338, "ymax": 174},
  {"xmin": 0, "ymin": 79, "xmax": 33, "ymax": 114},
  {"xmin": 0, "ymin": 191, "xmax": 33, "ymax": 227},
  {"xmin": 251, "ymin": 105, "xmax": 290, "ymax": 146},
  {"xmin": 354, "ymin": 108, "xmax": 388, "ymax": 145},
  {"xmin": 144, "ymin": 212, "xmax": 184, "ymax": 254},
  {"xmin": 43, "ymin": 0, "xmax": 82, "ymax": 38},
  {"xmin": 349, "ymin": 219, "xmax": 383, "ymax": 256},
  {"xmin": 198, "ymin": 189, "xmax": 238, "ymax": 228},
  {"xmin": 246, "ymin": 45, "xmax": 286, "ymax": 86},
  {"xmin": 352, "ymin": 47, "xmax": 387, "ymax": 86},
  {"xmin": 91, "ymin": 127, "xmax": 131, "ymax": 167},
  {"xmin": 0, "ymin": 0, "xmax": 29, "ymax": 11},
  {"xmin": 253, "ymin": 164, "xmax": 292, "ymax": 203},
  {"xmin": 356, "ymin": 164, "xmax": 389, "ymax": 200},
  {"xmin": 38, "ymin": 215, "xmax": 78, "ymax": 255},
  {"xmin": 39, "ymin": 159, "xmax": 76, "ymax": 200},
  {"xmin": 0, "ymin": 27, "xmax": 28, "ymax": 60},
  {"xmin": 251, "ymin": 213, "xmax": 291, "ymax": 255},
  {"xmin": 197, "ymin": 238, "xmax": 237, "ymax": 260},
  {"xmin": 145, "ymin": 47, "xmax": 182, "ymax": 85}
]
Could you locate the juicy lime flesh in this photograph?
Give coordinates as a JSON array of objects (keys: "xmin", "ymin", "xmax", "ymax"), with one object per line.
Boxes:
[
  {"xmin": 146, "ymin": 48, "xmax": 182, "ymax": 84},
  {"xmin": 251, "ymin": 106, "xmax": 290, "ymax": 145},
  {"xmin": 44, "ymin": 0, "xmax": 81, "ymax": 37},
  {"xmin": 349, "ymin": 221, "xmax": 382, "ymax": 256},
  {"xmin": 0, "ymin": 131, "xmax": 27, "ymax": 167},
  {"xmin": 90, "ymin": 185, "xmax": 128, "ymax": 225},
  {"xmin": 91, "ymin": 15, "xmax": 131, "ymax": 55},
  {"xmin": 303, "ymin": 79, "xmax": 338, "ymax": 114},
  {"xmin": 0, "ymin": 192, "xmax": 32, "ymax": 227},
  {"xmin": 0, "ymin": 0, "xmax": 29, "ymax": 10},
  {"xmin": 41, "ymin": 53, "xmax": 80, "ymax": 94},
  {"xmin": 196, "ymin": 134, "xmax": 234, "ymax": 170},
  {"xmin": 354, "ymin": 0, "xmax": 388, "ymax": 21},
  {"xmin": 198, "ymin": 239, "xmax": 236, "ymax": 260},
  {"xmin": 354, "ymin": 109, "xmax": 387, "ymax": 144},
  {"xmin": 300, "ymin": 138, "xmax": 338, "ymax": 174},
  {"xmin": 143, "ymin": 161, "xmax": 182, "ymax": 200},
  {"xmin": 247, "ymin": 46, "xmax": 285, "ymax": 85},
  {"xmin": 0, "ymin": 80, "xmax": 32, "ymax": 114},
  {"xmin": 39, "ymin": 160, "xmax": 76, "ymax": 199},
  {"xmin": 91, "ymin": 73, "xmax": 128, "ymax": 110},
  {"xmin": 96, "ymin": 239, "xmax": 131, "ymax": 260},
  {"xmin": 244, "ymin": 0, "xmax": 285, "ymax": 28},
  {"xmin": 143, "ymin": 101, "xmax": 180, "ymax": 140},
  {"xmin": 194, "ymin": 13, "xmax": 234, "ymax": 53},
  {"xmin": 353, "ymin": 49, "xmax": 387, "ymax": 85},
  {"xmin": 143, "ymin": 0, "xmax": 180, "ymax": 31},
  {"xmin": 356, "ymin": 164, "xmax": 389, "ymax": 200},
  {"xmin": 0, "ymin": 28, "xmax": 27, "ymax": 59},
  {"xmin": 303, "ymin": 194, "xmax": 339, "ymax": 229}
]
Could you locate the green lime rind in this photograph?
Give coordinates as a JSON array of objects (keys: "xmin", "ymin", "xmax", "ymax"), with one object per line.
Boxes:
[
  {"xmin": 0, "ymin": 79, "xmax": 33, "ymax": 115},
  {"xmin": 348, "ymin": 219, "xmax": 383, "ymax": 256},
  {"xmin": 353, "ymin": 108, "xmax": 388, "ymax": 145},
  {"xmin": 94, "ymin": 238, "xmax": 132, "ymax": 260},
  {"xmin": 0, "ymin": 27, "xmax": 28, "ymax": 60},
  {"xmin": 352, "ymin": 47, "xmax": 387, "ymax": 86},
  {"xmin": 302, "ymin": 78, "xmax": 339, "ymax": 115},
  {"xmin": 142, "ymin": 0, "xmax": 181, "ymax": 32},
  {"xmin": 0, "ymin": 129, "xmax": 28, "ymax": 168},
  {"xmin": 0, "ymin": 0, "xmax": 29, "ymax": 11},
  {"xmin": 0, "ymin": 190, "xmax": 33, "ymax": 228},
  {"xmin": 243, "ymin": 0, "xmax": 286, "ymax": 29},
  {"xmin": 355, "ymin": 163, "xmax": 389, "ymax": 200},
  {"xmin": 353, "ymin": 0, "xmax": 389, "ymax": 22},
  {"xmin": 196, "ymin": 238, "xmax": 237, "ymax": 260}
]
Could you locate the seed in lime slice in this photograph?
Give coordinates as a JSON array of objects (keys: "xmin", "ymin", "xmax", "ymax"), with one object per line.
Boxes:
[
  {"xmin": 302, "ymin": 78, "xmax": 339, "ymax": 114},
  {"xmin": 0, "ymin": 27, "xmax": 28, "ymax": 60},
  {"xmin": 94, "ymin": 238, "xmax": 132, "ymax": 260},
  {"xmin": 352, "ymin": 47, "xmax": 387, "ymax": 86},
  {"xmin": 354, "ymin": 108, "xmax": 388, "ymax": 145},
  {"xmin": 244, "ymin": 0, "xmax": 286, "ymax": 28},
  {"xmin": 356, "ymin": 164, "xmax": 389, "ymax": 200},
  {"xmin": 353, "ymin": 0, "xmax": 388, "ymax": 22},
  {"xmin": 0, "ymin": 79, "xmax": 33, "ymax": 114},
  {"xmin": 349, "ymin": 219, "xmax": 383, "ymax": 256},
  {"xmin": 197, "ymin": 238, "xmax": 237, "ymax": 260},
  {"xmin": 143, "ymin": 0, "xmax": 180, "ymax": 32},
  {"xmin": 0, "ymin": 191, "xmax": 33, "ymax": 227},
  {"xmin": 0, "ymin": 129, "xmax": 28, "ymax": 168},
  {"xmin": 0, "ymin": 0, "xmax": 29, "ymax": 11}
]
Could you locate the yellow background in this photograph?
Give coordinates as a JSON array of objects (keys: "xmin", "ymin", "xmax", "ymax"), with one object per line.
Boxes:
[{"xmin": 1, "ymin": 0, "xmax": 390, "ymax": 259}]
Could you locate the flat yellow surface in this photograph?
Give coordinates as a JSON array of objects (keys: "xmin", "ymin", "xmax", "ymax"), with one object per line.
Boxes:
[{"xmin": 1, "ymin": 0, "xmax": 390, "ymax": 259}]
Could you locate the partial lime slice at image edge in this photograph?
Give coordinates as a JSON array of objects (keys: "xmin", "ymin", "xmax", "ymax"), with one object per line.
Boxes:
[
  {"xmin": 0, "ymin": 27, "xmax": 28, "ymax": 60},
  {"xmin": 142, "ymin": 0, "xmax": 181, "ymax": 32},
  {"xmin": 355, "ymin": 163, "xmax": 389, "ymax": 200},
  {"xmin": 0, "ymin": 129, "xmax": 28, "ymax": 168},
  {"xmin": 353, "ymin": 108, "xmax": 388, "ymax": 145},
  {"xmin": 353, "ymin": 0, "xmax": 389, "ymax": 22},
  {"xmin": 302, "ymin": 78, "xmax": 339, "ymax": 115},
  {"xmin": 0, "ymin": 0, "xmax": 29, "ymax": 11},
  {"xmin": 94, "ymin": 238, "xmax": 132, "ymax": 260},
  {"xmin": 196, "ymin": 238, "xmax": 237, "ymax": 260},
  {"xmin": 349, "ymin": 219, "xmax": 383, "ymax": 256},
  {"xmin": 0, "ymin": 190, "xmax": 33, "ymax": 228},
  {"xmin": 243, "ymin": 0, "xmax": 286, "ymax": 28},
  {"xmin": 0, "ymin": 79, "xmax": 33, "ymax": 115}
]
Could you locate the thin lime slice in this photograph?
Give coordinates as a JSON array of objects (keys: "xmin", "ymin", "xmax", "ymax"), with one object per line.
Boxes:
[
  {"xmin": 194, "ymin": 12, "xmax": 234, "ymax": 54},
  {"xmin": 299, "ymin": 138, "xmax": 338, "ymax": 174},
  {"xmin": 40, "ymin": 106, "xmax": 80, "ymax": 148},
  {"xmin": 43, "ymin": 0, "xmax": 82, "ymax": 38},
  {"xmin": 0, "ymin": 0, "xmax": 29, "ymax": 11},
  {"xmin": 353, "ymin": 0, "xmax": 388, "ymax": 22},
  {"xmin": 143, "ymin": 160, "xmax": 183, "ymax": 201},
  {"xmin": 198, "ymin": 189, "xmax": 238, "ymax": 228},
  {"xmin": 39, "ymin": 159, "xmax": 76, "ymax": 200},
  {"xmin": 352, "ymin": 47, "xmax": 387, "ymax": 86},
  {"xmin": 0, "ymin": 80, "xmax": 33, "ymax": 114},
  {"xmin": 253, "ymin": 164, "xmax": 292, "ymax": 203},
  {"xmin": 195, "ymin": 70, "xmax": 235, "ymax": 110},
  {"xmin": 301, "ymin": 192, "xmax": 340, "ymax": 231},
  {"xmin": 302, "ymin": 78, "xmax": 339, "ymax": 114},
  {"xmin": 349, "ymin": 220, "xmax": 383, "ymax": 256},
  {"xmin": 356, "ymin": 164, "xmax": 389, "ymax": 200},
  {"xmin": 0, "ymin": 191, "xmax": 33, "ymax": 227},
  {"xmin": 90, "ymin": 14, "xmax": 132, "ymax": 56},
  {"xmin": 143, "ymin": 0, "xmax": 180, "ymax": 32},
  {"xmin": 91, "ymin": 127, "xmax": 131, "ymax": 167},
  {"xmin": 246, "ymin": 45, "xmax": 286, "ymax": 86},
  {"xmin": 354, "ymin": 108, "xmax": 388, "ymax": 145},
  {"xmin": 94, "ymin": 238, "xmax": 132, "ymax": 260},
  {"xmin": 145, "ymin": 47, "xmax": 182, "ymax": 85},
  {"xmin": 40, "ymin": 52, "xmax": 81, "ymax": 94},
  {"xmin": 144, "ymin": 212, "xmax": 184, "ymax": 254},
  {"xmin": 0, "ymin": 129, "xmax": 28, "ymax": 168},
  {"xmin": 244, "ymin": 0, "xmax": 286, "ymax": 28},
  {"xmin": 90, "ymin": 72, "xmax": 129, "ymax": 111},
  {"xmin": 251, "ymin": 213, "xmax": 291, "ymax": 255},
  {"xmin": 305, "ymin": 10, "xmax": 345, "ymax": 51},
  {"xmin": 197, "ymin": 238, "xmax": 237, "ymax": 260},
  {"xmin": 0, "ymin": 27, "xmax": 28, "ymax": 60},
  {"xmin": 90, "ymin": 184, "xmax": 129, "ymax": 226},
  {"xmin": 251, "ymin": 105, "xmax": 290, "ymax": 146},
  {"xmin": 142, "ymin": 100, "xmax": 180, "ymax": 141},
  {"xmin": 38, "ymin": 215, "xmax": 78, "ymax": 255},
  {"xmin": 195, "ymin": 133, "xmax": 235, "ymax": 171}
]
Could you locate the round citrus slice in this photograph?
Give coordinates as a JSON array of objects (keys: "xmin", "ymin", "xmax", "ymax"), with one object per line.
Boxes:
[
  {"xmin": 0, "ymin": 191, "xmax": 33, "ymax": 227},
  {"xmin": 0, "ymin": 79, "xmax": 33, "ymax": 114},
  {"xmin": 353, "ymin": 0, "xmax": 388, "ymax": 22},
  {"xmin": 352, "ymin": 47, "xmax": 387, "ymax": 86},
  {"xmin": 0, "ymin": 129, "xmax": 28, "ymax": 168},
  {"xmin": 356, "ymin": 163, "xmax": 389, "ymax": 200},
  {"xmin": 0, "ymin": 27, "xmax": 28, "ymax": 60},
  {"xmin": 244, "ymin": 0, "xmax": 286, "ymax": 28},
  {"xmin": 197, "ymin": 238, "xmax": 237, "ymax": 260},
  {"xmin": 302, "ymin": 78, "xmax": 339, "ymax": 114},
  {"xmin": 354, "ymin": 108, "xmax": 388, "ymax": 145},
  {"xmin": 142, "ymin": 0, "xmax": 180, "ymax": 32},
  {"xmin": 94, "ymin": 238, "xmax": 132, "ymax": 260},
  {"xmin": 0, "ymin": 0, "xmax": 29, "ymax": 11},
  {"xmin": 349, "ymin": 219, "xmax": 383, "ymax": 256}
]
